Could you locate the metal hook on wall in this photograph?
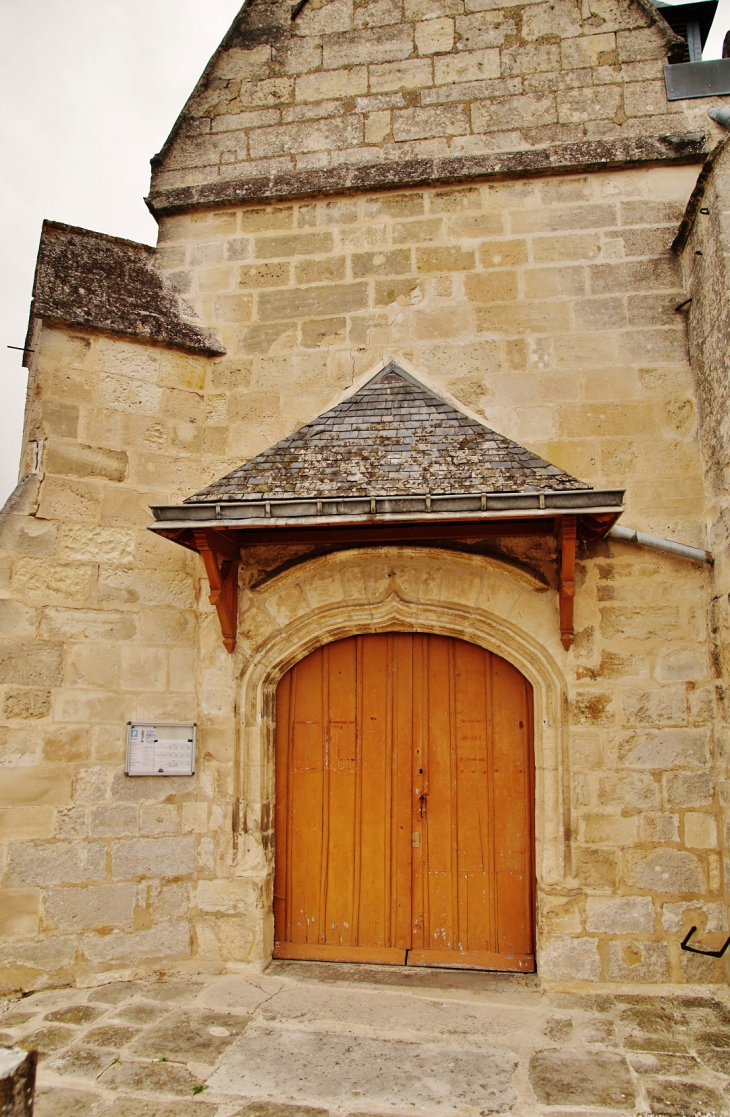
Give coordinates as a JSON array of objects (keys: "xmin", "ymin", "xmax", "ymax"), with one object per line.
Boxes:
[{"xmin": 680, "ymin": 926, "xmax": 730, "ymax": 958}]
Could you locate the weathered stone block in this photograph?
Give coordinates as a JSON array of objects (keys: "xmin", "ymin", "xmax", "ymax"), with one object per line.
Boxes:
[
  {"xmin": 322, "ymin": 25, "xmax": 413, "ymax": 69},
  {"xmin": 540, "ymin": 935, "xmax": 600, "ymax": 981},
  {"xmin": 0, "ymin": 640, "xmax": 63, "ymax": 688},
  {"xmin": 0, "ymin": 770, "xmax": 72, "ymax": 808},
  {"xmin": 529, "ymin": 1049, "xmax": 634, "ymax": 1107},
  {"xmin": 392, "ymin": 104, "xmax": 469, "ymax": 142},
  {"xmin": 254, "ymin": 232, "xmax": 334, "ymax": 260},
  {"xmin": 617, "ymin": 728, "xmax": 709, "ymax": 770},
  {"xmin": 6, "ymin": 841, "xmax": 106, "ymax": 887},
  {"xmin": 0, "ymin": 807, "xmax": 54, "ymax": 841},
  {"xmin": 585, "ymin": 895, "xmax": 654, "ymax": 933},
  {"xmin": 45, "ymin": 442, "xmax": 127, "ymax": 482},
  {"xmin": 296, "ymin": 67, "xmax": 368, "ymax": 102},
  {"xmin": 12, "ymin": 559, "xmax": 93, "ymax": 607},
  {"xmin": 44, "ymin": 883, "xmax": 136, "ymax": 931},
  {"xmin": 81, "ymin": 920, "xmax": 191, "ymax": 964},
  {"xmin": 625, "ymin": 848, "xmax": 705, "ymax": 893},
  {"xmin": 0, "ymin": 890, "xmax": 40, "ymax": 937},
  {"xmin": 111, "ymin": 836, "xmax": 195, "ymax": 880},
  {"xmin": 664, "ymin": 770, "xmax": 713, "ymax": 808},
  {"xmin": 415, "ymin": 18, "xmax": 454, "ymax": 54},
  {"xmin": 684, "ymin": 812, "xmax": 717, "ymax": 849},
  {"xmin": 139, "ymin": 804, "xmax": 180, "ymax": 836}
]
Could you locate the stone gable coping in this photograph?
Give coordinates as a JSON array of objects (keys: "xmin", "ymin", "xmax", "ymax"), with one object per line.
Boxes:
[
  {"xmin": 672, "ymin": 133, "xmax": 730, "ymax": 253},
  {"xmin": 25, "ymin": 221, "xmax": 226, "ymax": 358},
  {"xmin": 182, "ymin": 363, "xmax": 594, "ymax": 503},
  {"xmin": 147, "ymin": 133, "xmax": 708, "ymax": 216}
]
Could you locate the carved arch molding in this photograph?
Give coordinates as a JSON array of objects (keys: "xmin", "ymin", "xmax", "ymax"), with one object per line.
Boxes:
[{"xmin": 233, "ymin": 546, "xmax": 572, "ymax": 895}]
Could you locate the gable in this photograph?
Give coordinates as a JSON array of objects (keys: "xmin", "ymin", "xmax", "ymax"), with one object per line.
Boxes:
[{"xmin": 147, "ymin": 0, "xmax": 700, "ymax": 215}]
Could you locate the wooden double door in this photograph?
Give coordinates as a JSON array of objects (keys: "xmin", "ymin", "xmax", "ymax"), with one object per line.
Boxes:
[{"xmin": 273, "ymin": 633, "xmax": 535, "ymax": 971}]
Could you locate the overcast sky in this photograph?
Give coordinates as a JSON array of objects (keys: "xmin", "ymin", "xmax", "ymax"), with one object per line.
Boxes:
[{"xmin": 1, "ymin": 0, "xmax": 728, "ymax": 509}]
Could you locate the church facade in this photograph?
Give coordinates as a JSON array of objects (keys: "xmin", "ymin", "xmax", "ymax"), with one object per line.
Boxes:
[{"xmin": 2, "ymin": 0, "xmax": 730, "ymax": 991}]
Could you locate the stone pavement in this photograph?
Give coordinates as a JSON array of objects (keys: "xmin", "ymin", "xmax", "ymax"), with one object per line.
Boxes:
[{"xmin": 2, "ymin": 961, "xmax": 730, "ymax": 1116}]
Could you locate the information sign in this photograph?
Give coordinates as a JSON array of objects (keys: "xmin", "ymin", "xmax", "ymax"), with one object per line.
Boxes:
[{"xmin": 125, "ymin": 722, "xmax": 196, "ymax": 776}]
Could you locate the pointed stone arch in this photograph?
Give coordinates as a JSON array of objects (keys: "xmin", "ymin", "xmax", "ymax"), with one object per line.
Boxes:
[{"xmin": 233, "ymin": 545, "xmax": 572, "ymax": 962}]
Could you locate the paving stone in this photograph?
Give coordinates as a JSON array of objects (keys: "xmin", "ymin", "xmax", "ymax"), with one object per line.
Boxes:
[
  {"xmin": 17, "ymin": 1025, "xmax": 76, "ymax": 1053},
  {"xmin": 644, "ymin": 1078, "xmax": 727, "ymax": 1115},
  {"xmin": 137, "ymin": 981, "xmax": 205, "ymax": 1003},
  {"xmin": 0, "ymin": 1013, "xmax": 34, "ymax": 1027},
  {"xmin": 87, "ymin": 982, "xmax": 145, "ymax": 1005},
  {"xmin": 98, "ymin": 1101, "xmax": 217, "ymax": 1117},
  {"xmin": 44, "ymin": 1005, "xmax": 106, "ymax": 1026},
  {"xmin": 208, "ymin": 1027, "xmax": 518, "ymax": 1112},
  {"xmin": 128, "ymin": 1011, "xmax": 249, "ymax": 1063},
  {"xmin": 545, "ymin": 1017, "xmax": 574, "ymax": 1041},
  {"xmin": 698, "ymin": 1048, "xmax": 730, "ymax": 1074},
  {"xmin": 82, "ymin": 1024, "xmax": 140, "ymax": 1049},
  {"xmin": 110, "ymin": 1002, "xmax": 170, "ymax": 1025},
  {"xmin": 193, "ymin": 976, "xmax": 283, "ymax": 1014},
  {"xmin": 623, "ymin": 1035, "xmax": 691, "ymax": 1054},
  {"xmin": 628, "ymin": 1052, "xmax": 702, "ymax": 1076},
  {"xmin": 33, "ymin": 1086, "xmax": 101, "ymax": 1116},
  {"xmin": 699, "ymin": 1028, "xmax": 730, "ymax": 1049},
  {"xmin": 98, "ymin": 1058, "xmax": 205, "ymax": 1096},
  {"xmin": 44, "ymin": 1045, "xmax": 118, "ymax": 1079},
  {"xmin": 529, "ymin": 1050, "xmax": 635, "ymax": 1108},
  {"xmin": 241, "ymin": 1106, "xmax": 328, "ymax": 1117},
  {"xmin": 98, "ymin": 1099, "xmax": 217, "ymax": 1117}
]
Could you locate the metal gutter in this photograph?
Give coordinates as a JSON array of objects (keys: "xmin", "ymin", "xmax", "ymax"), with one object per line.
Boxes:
[
  {"xmin": 152, "ymin": 488, "xmax": 624, "ymax": 526},
  {"xmin": 609, "ymin": 524, "xmax": 713, "ymax": 564}
]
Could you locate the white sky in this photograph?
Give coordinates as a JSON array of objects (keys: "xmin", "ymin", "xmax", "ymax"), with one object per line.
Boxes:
[{"xmin": 0, "ymin": 0, "xmax": 728, "ymax": 509}]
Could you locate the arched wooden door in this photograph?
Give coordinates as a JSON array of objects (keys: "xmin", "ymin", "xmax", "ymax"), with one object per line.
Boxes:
[{"xmin": 273, "ymin": 633, "xmax": 534, "ymax": 971}]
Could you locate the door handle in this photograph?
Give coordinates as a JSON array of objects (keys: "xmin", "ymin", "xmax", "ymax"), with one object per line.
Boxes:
[{"xmin": 419, "ymin": 794, "xmax": 427, "ymax": 818}]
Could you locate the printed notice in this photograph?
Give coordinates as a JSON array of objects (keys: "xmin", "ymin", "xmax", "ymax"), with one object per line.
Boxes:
[{"xmin": 126, "ymin": 723, "xmax": 196, "ymax": 776}]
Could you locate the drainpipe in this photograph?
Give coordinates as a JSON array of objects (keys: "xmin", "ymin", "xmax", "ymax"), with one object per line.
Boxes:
[{"xmin": 609, "ymin": 524, "xmax": 713, "ymax": 565}]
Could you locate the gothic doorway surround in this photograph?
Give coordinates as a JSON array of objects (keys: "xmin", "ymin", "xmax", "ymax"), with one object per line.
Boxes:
[{"xmin": 273, "ymin": 632, "xmax": 535, "ymax": 971}]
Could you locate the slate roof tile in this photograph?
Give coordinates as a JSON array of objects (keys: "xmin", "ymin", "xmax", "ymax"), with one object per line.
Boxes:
[{"xmin": 186, "ymin": 364, "xmax": 590, "ymax": 504}]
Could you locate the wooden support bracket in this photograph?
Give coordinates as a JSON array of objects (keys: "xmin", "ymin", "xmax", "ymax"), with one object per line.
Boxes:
[
  {"xmin": 193, "ymin": 530, "xmax": 239, "ymax": 653},
  {"xmin": 557, "ymin": 516, "xmax": 577, "ymax": 651}
]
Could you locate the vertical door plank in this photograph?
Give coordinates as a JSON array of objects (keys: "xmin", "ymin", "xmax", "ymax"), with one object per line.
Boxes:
[
  {"xmin": 325, "ymin": 637, "xmax": 358, "ymax": 945},
  {"xmin": 288, "ymin": 648, "xmax": 326, "ymax": 945},
  {"xmin": 410, "ymin": 634, "xmax": 427, "ymax": 951},
  {"xmin": 491, "ymin": 655, "xmax": 533, "ymax": 959},
  {"xmin": 393, "ymin": 634, "xmax": 414, "ymax": 950},
  {"xmin": 453, "ymin": 640, "xmax": 492, "ymax": 954},
  {"xmin": 358, "ymin": 634, "xmax": 391, "ymax": 947},
  {"xmin": 424, "ymin": 635, "xmax": 454, "ymax": 951}
]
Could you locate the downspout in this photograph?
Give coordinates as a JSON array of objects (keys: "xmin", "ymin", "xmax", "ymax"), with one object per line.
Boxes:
[{"xmin": 609, "ymin": 524, "xmax": 713, "ymax": 565}]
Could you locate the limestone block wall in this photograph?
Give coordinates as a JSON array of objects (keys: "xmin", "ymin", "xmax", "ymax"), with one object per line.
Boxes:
[
  {"xmin": 0, "ymin": 330, "xmax": 229, "ymax": 992},
  {"xmin": 680, "ymin": 143, "xmax": 730, "ymax": 958},
  {"xmin": 0, "ymin": 163, "xmax": 726, "ymax": 991},
  {"xmin": 150, "ymin": 0, "xmax": 723, "ymax": 198},
  {"xmin": 152, "ymin": 165, "xmax": 728, "ymax": 984}
]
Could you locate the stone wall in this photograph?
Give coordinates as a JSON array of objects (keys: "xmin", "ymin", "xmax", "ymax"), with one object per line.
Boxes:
[
  {"xmin": 0, "ymin": 331, "xmax": 219, "ymax": 991},
  {"xmin": 0, "ymin": 165, "xmax": 725, "ymax": 991},
  {"xmin": 678, "ymin": 142, "xmax": 730, "ymax": 963},
  {"xmin": 148, "ymin": 0, "xmax": 724, "ymax": 209}
]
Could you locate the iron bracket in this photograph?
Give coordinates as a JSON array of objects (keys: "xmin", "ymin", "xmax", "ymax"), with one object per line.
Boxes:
[{"xmin": 680, "ymin": 925, "xmax": 730, "ymax": 958}]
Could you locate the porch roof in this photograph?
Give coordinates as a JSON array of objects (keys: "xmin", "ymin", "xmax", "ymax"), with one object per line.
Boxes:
[
  {"xmin": 152, "ymin": 364, "xmax": 623, "ymax": 529},
  {"xmin": 150, "ymin": 365, "xmax": 623, "ymax": 653}
]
